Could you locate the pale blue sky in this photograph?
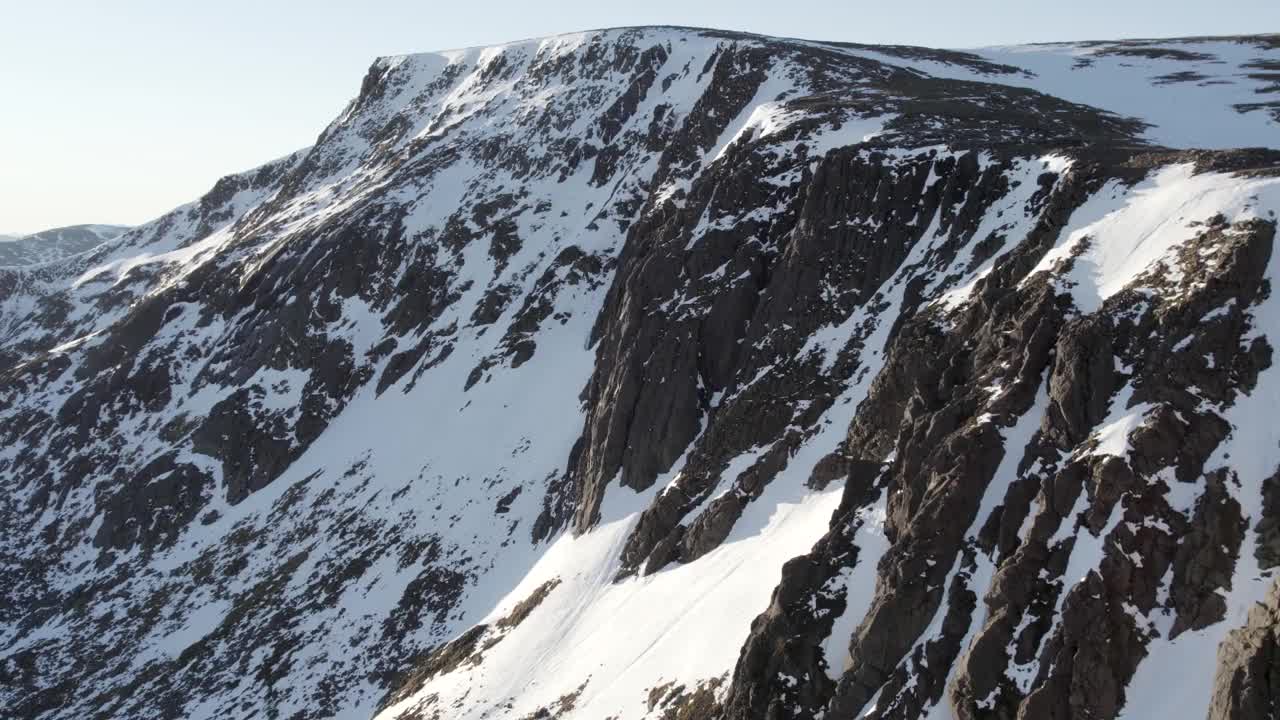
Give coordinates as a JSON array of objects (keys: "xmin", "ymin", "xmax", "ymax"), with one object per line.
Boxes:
[{"xmin": 2, "ymin": 0, "xmax": 1277, "ymax": 234}]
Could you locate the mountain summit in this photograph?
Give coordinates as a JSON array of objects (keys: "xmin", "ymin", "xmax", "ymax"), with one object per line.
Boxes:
[{"xmin": 2, "ymin": 27, "xmax": 1279, "ymax": 720}]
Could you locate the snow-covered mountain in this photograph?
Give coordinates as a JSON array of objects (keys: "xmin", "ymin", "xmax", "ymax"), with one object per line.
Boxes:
[
  {"xmin": 2, "ymin": 27, "xmax": 1279, "ymax": 720},
  {"xmin": 0, "ymin": 224, "xmax": 130, "ymax": 267}
]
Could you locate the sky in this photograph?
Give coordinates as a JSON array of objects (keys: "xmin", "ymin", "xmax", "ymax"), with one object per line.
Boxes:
[{"xmin": 2, "ymin": 0, "xmax": 1277, "ymax": 234}]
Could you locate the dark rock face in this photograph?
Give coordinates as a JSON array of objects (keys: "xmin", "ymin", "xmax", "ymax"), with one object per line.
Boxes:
[
  {"xmin": 3, "ymin": 25, "xmax": 1280, "ymax": 720},
  {"xmin": 708, "ymin": 152, "xmax": 1280, "ymax": 720},
  {"xmin": 1209, "ymin": 580, "xmax": 1280, "ymax": 720}
]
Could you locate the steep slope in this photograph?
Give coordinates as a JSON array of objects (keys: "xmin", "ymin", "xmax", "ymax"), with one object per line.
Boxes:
[
  {"xmin": 1, "ymin": 27, "xmax": 1278, "ymax": 720},
  {"xmin": 0, "ymin": 224, "xmax": 130, "ymax": 267}
]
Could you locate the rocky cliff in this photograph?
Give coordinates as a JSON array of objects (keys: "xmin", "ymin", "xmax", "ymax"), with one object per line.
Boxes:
[{"xmin": 2, "ymin": 27, "xmax": 1279, "ymax": 720}]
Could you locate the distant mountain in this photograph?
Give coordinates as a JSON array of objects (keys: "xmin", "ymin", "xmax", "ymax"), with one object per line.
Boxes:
[
  {"xmin": 0, "ymin": 223, "xmax": 129, "ymax": 266},
  {"xmin": 3, "ymin": 27, "xmax": 1280, "ymax": 720}
]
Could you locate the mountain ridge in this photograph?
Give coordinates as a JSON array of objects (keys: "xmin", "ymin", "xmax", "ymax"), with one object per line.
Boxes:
[
  {"xmin": 0, "ymin": 224, "xmax": 130, "ymax": 267},
  {"xmin": 2, "ymin": 26, "xmax": 1279, "ymax": 720}
]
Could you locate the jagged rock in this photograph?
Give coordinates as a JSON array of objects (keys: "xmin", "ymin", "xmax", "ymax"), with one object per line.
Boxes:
[
  {"xmin": 3, "ymin": 25, "xmax": 1280, "ymax": 720},
  {"xmin": 1208, "ymin": 579, "xmax": 1280, "ymax": 720},
  {"xmin": 1043, "ymin": 315, "xmax": 1115, "ymax": 448},
  {"xmin": 1257, "ymin": 469, "xmax": 1280, "ymax": 570}
]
